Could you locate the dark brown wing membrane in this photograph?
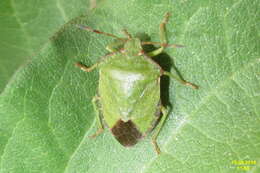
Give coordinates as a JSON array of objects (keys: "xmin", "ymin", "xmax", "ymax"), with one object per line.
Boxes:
[{"xmin": 111, "ymin": 119, "xmax": 142, "ymax": 147}]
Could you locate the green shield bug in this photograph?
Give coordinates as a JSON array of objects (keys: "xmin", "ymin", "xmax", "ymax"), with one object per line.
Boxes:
[{"xmin": 76, "ymin": 12, "xmax": 198, "ymax": 154}]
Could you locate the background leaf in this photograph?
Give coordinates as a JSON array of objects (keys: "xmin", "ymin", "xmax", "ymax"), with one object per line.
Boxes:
[
  {"xmin": 0, "ymin": 0, "xmax": 94, "ymax": 93},
  {"xmin": 0, "ymin": 0, "xmax": 259, "ymax": 172}
]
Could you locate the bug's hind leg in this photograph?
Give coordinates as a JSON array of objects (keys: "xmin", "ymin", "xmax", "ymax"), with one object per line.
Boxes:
[
  {"xmin": 89, "ymin": 95, "xmax": 104, "ymax": 138},
  {"xmin": 152, "ymin": 106, "xmax": 169, "ymax": 154}
]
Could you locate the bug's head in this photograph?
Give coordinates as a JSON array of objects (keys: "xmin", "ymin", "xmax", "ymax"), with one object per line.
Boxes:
[{"xmin": 124, "ymin": 38, "xmax": 143, "ymax": 56}]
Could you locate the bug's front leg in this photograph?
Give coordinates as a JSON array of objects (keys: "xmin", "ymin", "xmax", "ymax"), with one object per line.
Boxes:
[
  {"xmin": 145, "ymin": 12, "xmax": 184, "ymax": 57},
  {"xmin": 89, "ymin": 95, "xmax": 104, "ymax": 138},
  {"xmin": 105, "ymin": 39, "xmax": 126, "ymax": 52},
  {"xmin": 159, "ymin": 12, "xmax": 170, "ymax": 47},
  {"xmin": 75, "ymin": 62, "xmax": 98, "ymax": 72},
  {"xmin": 75, "ymin": 51, "xmax": 119, "ymax": 72},
  {"xmin": 146, "ymin": 12, "xmax": 170, "ymax": 57},
  {"xmin": 152, "ymin": 106, "xmax": 169, "ymax": 154}
]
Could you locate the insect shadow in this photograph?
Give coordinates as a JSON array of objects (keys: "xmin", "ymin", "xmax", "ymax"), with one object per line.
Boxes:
[{"xmin": 136, "ymin": 32, "xmax": 184, "ymax": 110}]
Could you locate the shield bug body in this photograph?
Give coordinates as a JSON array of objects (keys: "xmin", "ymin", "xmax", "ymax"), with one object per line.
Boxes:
[{"xmin": 76, "ymin": 13, "xmax": 198, "ymax": 154}]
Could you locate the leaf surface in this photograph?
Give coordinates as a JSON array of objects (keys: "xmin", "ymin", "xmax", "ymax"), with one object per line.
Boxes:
[
  {"xmin": 0, "ymin": 0, "xmax": 93, "ymax": 92},
  {"xmin": 0, "ymin": 0, "xmax": 259, "ymax": 172}
]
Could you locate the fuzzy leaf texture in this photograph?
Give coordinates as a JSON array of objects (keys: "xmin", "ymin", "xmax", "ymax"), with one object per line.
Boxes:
[
  {"xmin": 0, "ymin": 0, "xmax": 259, "ymax": 173},
  {"xmin": 0, "ymin": 0, "xmax": 93, "ymax": 92}
]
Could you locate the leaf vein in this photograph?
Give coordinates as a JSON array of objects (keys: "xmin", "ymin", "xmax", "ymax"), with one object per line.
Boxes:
[{"xmin": 163, "ymin": 58, "xmax": 259, "ymax": 153}]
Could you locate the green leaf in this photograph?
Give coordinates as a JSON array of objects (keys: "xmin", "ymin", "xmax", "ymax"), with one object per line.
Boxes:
[
  {"xmin": 0, "ymin": 0, "xmax": 93, "ymax": 93},
  {"xmin": 0, "ymin": 0, "xmax": 259, "ymax": 172}
]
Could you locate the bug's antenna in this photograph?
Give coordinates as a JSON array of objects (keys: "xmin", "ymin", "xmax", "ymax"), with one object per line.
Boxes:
[{"xmin": 76, "ymin": 25, "xmax": 124, "ymax": 40}]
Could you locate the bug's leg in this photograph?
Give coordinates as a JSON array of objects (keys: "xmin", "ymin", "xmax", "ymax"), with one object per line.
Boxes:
[
  {"xmin": 163, "ymin": 71, "xmax": 199, "ymax": 89},
  {"xmin": 142, "ymin": 41, "xmax": 184, "ymax": 49},
  {"xmin": 159, "ymin": 12, "xmax": 170, "ymax": 47},
  {"xmin": 105, "ymin": 39, "xmax": 126, "ymax": 52},
  {"xmin": 75, "ymin": 51, "xmax": 119, "ymax": 72},
  {"xmin": 145, "ymin": 13, "xmax": 185, "ymax": 57},
  {"xmin": 106, "ymin": 29, "xmax": 131, "ymax": 52},
  {"xmin": 75, "ymin": 62, "xmax": 98, "ymax": 72},
  {"xmin": 89, "ymin": 95, "xmax": 104, "ymax": 138},
  {"xmin": 122, "ymin": 29, "xmax": 132, "ymax": 39},
  {"xmin": 105, "ymin": 29, "xmax": 132, "ymax": 52},
  {"xmin": 152, "ymin": 106, "xmax": 169, "ymax": 154},
  {"xmin": 146, "ymin": 12, "xmax": 170, "ymax": 57},
  {"xmin": 146, "ymin": 47, "xmax": 164, "ymax": 57}
]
